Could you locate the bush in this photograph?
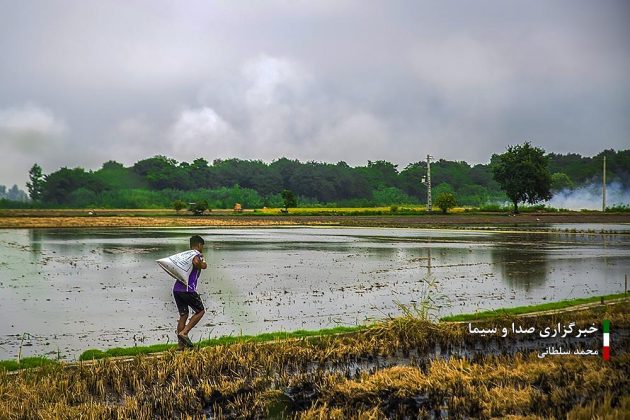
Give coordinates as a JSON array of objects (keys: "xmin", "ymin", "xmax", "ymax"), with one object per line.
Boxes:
[
  {"xmin": 173, "ymin": 200, "xmax": 186, "ymax": 213},
  {"xmin": 435, "ymin": 192, "xmax": 457, "ymax": 214},
  {"xmin": 188, "ymin": 200, "xmax": 209, "ymax": 216}
]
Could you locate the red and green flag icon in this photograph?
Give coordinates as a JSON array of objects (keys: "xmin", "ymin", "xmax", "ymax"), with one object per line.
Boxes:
[{"xmin": 603, "ymin": 320, "xmax": 610, "ymax": 361}]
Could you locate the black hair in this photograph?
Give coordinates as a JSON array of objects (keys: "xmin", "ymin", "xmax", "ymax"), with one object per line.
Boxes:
[{"xmin": 190, "ymin": 235, "xmax": 205, "ymax": 247}]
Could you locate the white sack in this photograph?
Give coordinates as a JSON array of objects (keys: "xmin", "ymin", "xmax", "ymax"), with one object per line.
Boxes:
[{"xmin": 156, "ymin": 250, "xmax": 200, "ymax": 285}]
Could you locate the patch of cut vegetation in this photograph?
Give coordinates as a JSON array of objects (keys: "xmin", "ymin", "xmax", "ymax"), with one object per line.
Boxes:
[{"xmin": 1, "ymin": 300, "xmax": 628, "ymax": 418}]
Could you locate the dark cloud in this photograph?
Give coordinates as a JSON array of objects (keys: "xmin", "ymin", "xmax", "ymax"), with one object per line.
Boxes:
[{"xmin": 1, "ymin": 0, "xmax": 629, "ymax": 188}]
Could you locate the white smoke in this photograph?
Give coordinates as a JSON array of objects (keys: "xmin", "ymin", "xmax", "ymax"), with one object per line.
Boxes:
[{"xmin": 545, "ymin": 181, "xmax": 630, "ymax": 210}]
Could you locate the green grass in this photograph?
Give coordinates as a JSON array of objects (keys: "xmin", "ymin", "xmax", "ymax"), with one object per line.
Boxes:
[
  {"xmin": 439, "ymin": 292, "xmax": 629, "ymax": 322},
  {"xmin": 0, "ymin": 356, "xmax": 58, "ymax": 372},
  {"xmin": 78, "ymin": 292, "xmax": 630, "ymax": 360},
  {"xmin": 79, "ymin": 325, "xmax": 365, "ymax": 361}
]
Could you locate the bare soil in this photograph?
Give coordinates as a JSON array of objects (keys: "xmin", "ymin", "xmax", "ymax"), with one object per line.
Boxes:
[{"xmin": 0, "ymin": 210, "xmax": 628, "ymax": 229}]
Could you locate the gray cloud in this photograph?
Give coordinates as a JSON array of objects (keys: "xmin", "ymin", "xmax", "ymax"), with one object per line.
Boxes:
[
  {"xmin": 1, "ymin": 0, "xmax": 629, "ymax": 188},
  {"xmin": 0, "ymin": 104, "xmax": 66, "ymax": 141},
  {"xmin": 0, "ymin": 104, "xmax": 69, "ymax": 183}
]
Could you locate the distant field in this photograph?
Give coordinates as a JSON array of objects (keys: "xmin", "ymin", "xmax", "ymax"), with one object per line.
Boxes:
[
  {"xmin": 0, "ymin": 208, "xmax": 629, "ymax": 229},
  {"xmin": 0, "ymin": 206, "xmax": 448, "ymax": 217},
  {"xmin": 260, "ymin": 206, "xmax": 429, "ymax": 213}
]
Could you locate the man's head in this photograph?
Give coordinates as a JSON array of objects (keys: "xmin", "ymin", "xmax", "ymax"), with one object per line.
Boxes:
[{"xmin": 190, "ymin": 235, "xmax": 205, "ymax": 251}]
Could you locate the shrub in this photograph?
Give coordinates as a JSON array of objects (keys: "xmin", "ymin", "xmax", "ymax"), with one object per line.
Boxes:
[
  {"xmin": 172, "ymin": 200, "xmax": 186, "ymax": 213},
  {"xmin": 435, "ymin": 192, "xmax": 457, "ymax": 214}
]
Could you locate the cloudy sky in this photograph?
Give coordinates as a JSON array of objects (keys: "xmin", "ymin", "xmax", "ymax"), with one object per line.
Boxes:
[{"xmin": 1, "ymin": 0, "xmax": 629, "ymax": 189}]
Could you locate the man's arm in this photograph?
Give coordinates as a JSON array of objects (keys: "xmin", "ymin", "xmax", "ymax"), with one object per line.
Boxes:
[{"xmin": 192, "ymin": 255, "xmax": 207, "ymax": 270}]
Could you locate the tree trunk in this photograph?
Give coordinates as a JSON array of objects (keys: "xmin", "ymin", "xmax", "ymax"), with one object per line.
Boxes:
[{"xmin": 513, "ymin": 200, "xmax": 519, "ymax": 214}]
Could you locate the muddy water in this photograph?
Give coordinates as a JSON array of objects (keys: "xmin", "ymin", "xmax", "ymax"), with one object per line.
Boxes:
[{"xmin": 1, "ymin": 226, "xmax": 628, "ymax": 360}]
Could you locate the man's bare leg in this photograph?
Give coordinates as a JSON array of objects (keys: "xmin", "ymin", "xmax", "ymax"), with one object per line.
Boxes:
[
  {"xmin": 177, "ymin": 314, "xmax": 188, "ymax": 334},
  {"xmin": 176, "ymin": 314, "xmax": 188, "ymax": 350},
  {"xmin": 180, "ymin": 310, "xmax": 205, "ymax": 337}
]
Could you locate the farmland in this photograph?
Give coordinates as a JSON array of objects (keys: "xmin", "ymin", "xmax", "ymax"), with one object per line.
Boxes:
[
  {"xmin": 1, "ymin": 210, "xmax": 629, "ymax": 418},
  {"xmin": 0, "ymin": 208, "xmax": 629, "ymax": 229},
  {"xmin": 1, "ymin": 298, "xmax": 628, "ymax": 418}
]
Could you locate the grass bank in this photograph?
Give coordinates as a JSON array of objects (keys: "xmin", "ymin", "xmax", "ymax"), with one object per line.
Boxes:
[
  {"xmin": 78, "ymin": 325, "xmax": 365, "ymax": 361},
  {"xmin": 440, "ymin": 292, "xmax": 630, "ymax": 322},
  {"xmin": 0, "ymin": 356, "xmax": 57, "ymax": 372},
  {"xmin": 0, "ymin": 326, "xmax": 368, "ymax": 371}
]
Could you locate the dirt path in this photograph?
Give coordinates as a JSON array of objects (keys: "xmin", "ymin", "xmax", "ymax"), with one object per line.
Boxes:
[{"xmin": 0, "ymin": 211, "xmax": 629, "ymax": 229}]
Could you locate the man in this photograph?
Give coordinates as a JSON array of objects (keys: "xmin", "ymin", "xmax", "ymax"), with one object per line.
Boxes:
[{"xmin": 173, "ymin": 235, "xmax": 207, "ymax": 349}]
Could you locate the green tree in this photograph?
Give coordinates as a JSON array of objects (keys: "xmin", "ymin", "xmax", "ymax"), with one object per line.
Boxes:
[
  {"xmin": 41, "ymin": 167, "xmax": 105, "ymax": 205},
  {"xmin": 101, "ymin": 160, "xmax": 124, "ymax": 170},
  {"xmin": 357, "ymin": 160, "xmax": 399, "ymax": 190},
  {"xmin": 69, "ymin": 187, "xmax": 97, "ymax": 207},
  {"xmin": 133, "ymin": 155, "xmax": 192, "ymax": 190},
  {"xmin": 173, "ymin": 199, "xmax": 186, "ymax": 213},
  {"xmin": 435, "ymin": 192, "xmax": 457, "ymax": 214},
  {"xmin": 431, "ymin": 160, "xmax": 470, "ymax": 191},
  {"xmin": 398, "ymin": 162, "xmax": 426, "ymax": 199},
  {"xmin": 550, "ymin": 172, "xmax": 574, "ymax": 192},
  {"xmin": 188, "ymin": 200, "xmax": 209, "ymax": 216},
  {"xmin": 372, "ymin": 187, "xmax": 415, "ymax": 206},
  {"xmin": 491, "ymin": 142, "xmax": 552, "ymax": 213},
  {"xmin": 1, "ymin": 184, "xmax": 28, "ymax": 202},
  {"xmin": 95, "ymin": 161, "xmax": 146, "ymax": 190},
  {"xmin": 433, "ymin": 182, "xmax": 454, "ymax": 197},
  {"xmin": 26, "ymin": 163, "xmax": 44, "ymax": 201},
  {"xmin": 281, "ymin": 189, "xmax": 297, "ymax": 211},
  {"xmin": 458, "ymin": 184, "xmax": 489, "ymax": 206}
]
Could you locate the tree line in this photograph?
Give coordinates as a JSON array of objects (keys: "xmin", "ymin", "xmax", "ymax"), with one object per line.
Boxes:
[
  {"xmin": 0, "ymin": 184, "xmax": 28, "ymax": 202},
  {"xmin": 15, "ymin": 147, "xmax": 629, "ymax": 210}
]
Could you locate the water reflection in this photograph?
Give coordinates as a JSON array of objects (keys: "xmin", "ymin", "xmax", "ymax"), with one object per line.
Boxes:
[
  {"xmin": 491, "ymin": 245, "xmax": 549, "ymax": 291},
  {"xmin": 29, "ymin": 230, "xmax": 43, "ymax": 255},
  {"xmin": 0, "ymin": 227, "xmax": 627, "ymax": 360},
  {"xmin": 489, "ymin": 233, "xmax": 549, "ymax": 291}
]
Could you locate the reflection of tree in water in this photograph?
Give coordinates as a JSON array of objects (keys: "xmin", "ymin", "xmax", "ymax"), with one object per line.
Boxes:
[
  {"xmin": 490, "ymin": 234, "xmax": 550, "ymax": 291},
  {"xmin": 28, "ymin": 229, "xmax": 43, "ymax": 255}
]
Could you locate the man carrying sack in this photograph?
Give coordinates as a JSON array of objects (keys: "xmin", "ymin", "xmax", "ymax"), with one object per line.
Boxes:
[{"xmin": 157, "ymin": 235, "xmax": 207, "ymax": 349}]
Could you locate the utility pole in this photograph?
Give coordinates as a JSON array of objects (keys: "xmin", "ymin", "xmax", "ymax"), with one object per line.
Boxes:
[
  {"xmin": 421, "ymin": 154, "xmax": 433, "ymax": 212},
  {"xmin": 602, "ymin": 156, "xmax": 606, "ymax": 212}
]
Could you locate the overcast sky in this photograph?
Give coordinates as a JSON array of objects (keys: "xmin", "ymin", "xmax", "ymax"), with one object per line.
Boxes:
[{"xmin": 1, "ymin": 0, "xmax": 629, "ymax": 189}]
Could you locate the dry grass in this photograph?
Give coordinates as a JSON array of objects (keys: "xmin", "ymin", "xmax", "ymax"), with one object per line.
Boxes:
[{"xmin": 1, "ymin": 302, "xmax": 628, "ymax": 419}]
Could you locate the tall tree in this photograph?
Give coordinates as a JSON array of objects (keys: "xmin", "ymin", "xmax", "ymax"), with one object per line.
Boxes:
[
  {"xmin": 281, "ymin": 189, "xmax": 297, "ymax": 210},
  {"xmin": 550, "ymin": 172, "xmax": 574, "ymax": 192},
  {"xmin": 357, "ymin": 160, "xmax": 399, "ymax": 190},
  {"xmin": 41, "ymin": 167, "xmax": 105, "ymax": 204},
  {"xmin": 26, "ymin": 163, "xmax": 44, "ymax": 201},
  {"xmin": 491, "ymin": 142, "xmax": 552, "ymax": 213}
]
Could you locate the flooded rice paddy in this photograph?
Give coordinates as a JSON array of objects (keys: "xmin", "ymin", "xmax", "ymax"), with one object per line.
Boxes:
[{"xmin": 1, "ymin": 225, "xmax": 629, "ymax": 360}]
